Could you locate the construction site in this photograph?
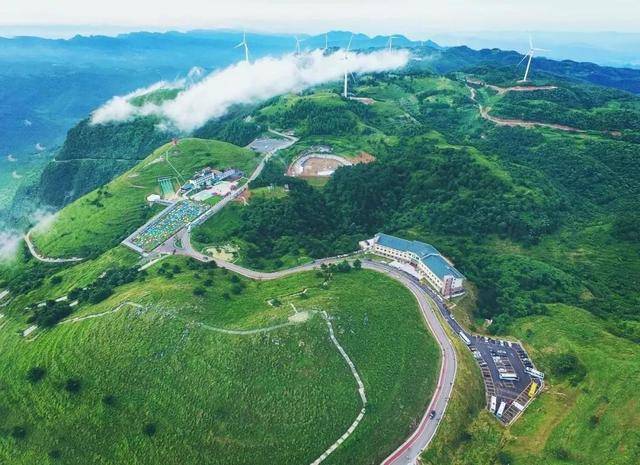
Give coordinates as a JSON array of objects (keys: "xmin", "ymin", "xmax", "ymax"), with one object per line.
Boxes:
[{"xmin": 287, "ymin": 146, "xmax": 375, "ymax": 178}]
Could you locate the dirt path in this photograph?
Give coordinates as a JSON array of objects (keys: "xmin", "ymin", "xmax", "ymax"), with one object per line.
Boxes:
[
  {"xmin": 24, "ymin": 230, "xmax": 84, "ymax": 263},
  {"xmin": 466, "ymin": 82, "xmax": 585, "ymax": 133},
  {"xmin": 59, "ymin": 301, "xmax": 145, "ymax": 324},
  {"xmin": 311, "ymin": 310, "xmax": 367, "ymax": 465},
  {"xmin": 466, "ymin": 78, "xmax": 558, "ymax": 95},
  {"xmin": 478, "ymin": 105, "xmax": 585, "ymax": 132}
]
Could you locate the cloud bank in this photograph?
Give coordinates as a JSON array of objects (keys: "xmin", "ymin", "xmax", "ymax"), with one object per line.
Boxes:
[
  {"xmin": 0, "ymin": 209, "xmax": 58, "ymax": 262},
  {"xmin": 0, "ymin": 231, "xmax": 21, "ymax": 262},
  {"xmin": 91, "ymin": 49, "xmax": 410, "ymax": 132}
]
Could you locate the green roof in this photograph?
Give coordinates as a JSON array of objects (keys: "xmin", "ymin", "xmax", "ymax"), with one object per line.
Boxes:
[{"xmin": 376, "ymin": 233, "xmax": 464, "ymax": 280}]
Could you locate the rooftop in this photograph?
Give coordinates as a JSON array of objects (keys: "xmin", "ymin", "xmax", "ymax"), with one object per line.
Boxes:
[{"xmin": 376, "ymin": 233, "xmax": 464, "ymax": 280}]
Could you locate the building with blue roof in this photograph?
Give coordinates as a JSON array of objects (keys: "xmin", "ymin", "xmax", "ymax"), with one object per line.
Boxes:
[{"xmin": 367, "ymin": 233, "xmax": 465, "ymax": 298}]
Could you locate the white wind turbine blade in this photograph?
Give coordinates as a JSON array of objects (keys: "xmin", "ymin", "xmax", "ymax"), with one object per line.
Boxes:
[
  {"xmin": 516, "ymin": 53, "xmax": 529, "ymax": 67},
  {"xmin": 347, "ymin": 33, "xmax": 354, "ymax": 52}
]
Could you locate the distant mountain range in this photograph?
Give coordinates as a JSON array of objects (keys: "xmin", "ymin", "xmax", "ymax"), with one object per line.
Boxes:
[
  {"xmin": 2, "ymin": 29, "xmax": 640, "ymax": 223},
  {"xmin": 0, "ymin": 30, "xmax": 420, "ymax": 160},
  {"xmin": 3, "ymin": 29, "xmax": 639, "ymax": 160}
]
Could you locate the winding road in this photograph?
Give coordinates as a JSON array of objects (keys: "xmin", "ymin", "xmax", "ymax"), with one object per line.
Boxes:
[
  {"xmin": 168, "ymin": 232, "xmax": 458, "ymax": 465},
  {"xmin": 24, "ymin": 230, "xmax": 84, "ymax": 263},
  {"xmin": 27, "ymin": 127, "xmax": 455, "ymax": 463},
  {"xmin": 466, "ymin": 80, "xmax": 586, "ymax": 133}
]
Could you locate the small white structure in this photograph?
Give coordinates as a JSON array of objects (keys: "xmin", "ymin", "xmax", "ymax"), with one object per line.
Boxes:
[
  {"xmin": 23, "ymin": 325, "xmax": 37, "ymax": 337},
  {"xmin": 364, "ymin": 233, "xmax": 465, "ymax": 298},
  {"xmin": 146, "ymin": 194, "xmax": 161, "ymax": 203}
]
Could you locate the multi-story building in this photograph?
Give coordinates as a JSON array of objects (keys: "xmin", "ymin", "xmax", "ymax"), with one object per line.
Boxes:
[
  {"xmin": 365, "ymin": 233, "xmax": 465, "ymax": 298},
  {"xmin": 180, "ymin": 168, "xmax": 244, "ymax": 194}
]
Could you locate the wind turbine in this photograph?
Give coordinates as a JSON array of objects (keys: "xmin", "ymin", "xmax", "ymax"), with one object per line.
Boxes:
[
  {"xmin": 235, "ymin": 31, "xmax": 250, "ymax": 63},
  {"xmin": 294, "ymin": 35, "xmax": 305, "ymax": 55},
  {"xmin": 387, "ymin": 36, "xmax": 399, "ymax": 51},
  {"xmin": 343, "ymin": 34, "xmax": 354, "ymax": 98},
  {"xmin": 518, "ymin": 34, "xmax": 549, "ymax": 82}
]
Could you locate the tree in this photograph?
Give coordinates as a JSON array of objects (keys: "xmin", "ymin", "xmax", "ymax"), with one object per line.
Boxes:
[
  {"xmin": 65, "ymin": 377, "xmax": 82, "ymax": 394},
  {"xmin": 353, "ymin": 259, "xmax": 362, "ymax": 270},
  {"xmin": 26, "ymin": 366, "xmax": 47, "ymax": 383},
  {"xmin": 546, "ymin": 352, "xmax": 587, "ymax": 385},
  {"xmin": 11, "ymin": 426, "xmax": 27, "ymax": 439},
  {"xmin": 102, "ymin": 394, "xmax": 117, "ymax": 407},
  {"xmin": 143, "ymin": 422, "xmax": 157, "ymax": 437},
  {"xmin": 193, "ymin": 287, "xmax": 206, "ymax": 297}
]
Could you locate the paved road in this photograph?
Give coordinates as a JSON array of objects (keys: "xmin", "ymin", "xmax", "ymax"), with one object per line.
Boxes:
[
  {"xmin": 145, "ymin": 130, "xmax": 457, "ymax": 464},
  {"xmin": 24, "ymin": 230, "xmax": 84, "ymax": 263},
  {"xmin": 168, "ymin": 249, "xmax": 457, "ymax": 465}
]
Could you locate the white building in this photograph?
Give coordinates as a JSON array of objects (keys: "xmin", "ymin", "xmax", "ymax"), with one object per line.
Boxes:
[{"xmin": 365, "ymin": 233, "xmax": 465, "ymax": 298}]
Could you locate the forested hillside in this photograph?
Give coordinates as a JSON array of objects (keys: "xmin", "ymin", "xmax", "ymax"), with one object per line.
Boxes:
[
  {"xmin": 419, "ymin": 46, "xmax": 640, "ymax": 93},
  {"xmin": 38, "ymin": 118, "xmax": 172, "ymax": 207},
  {"xmin": 186, "ymin": 73, "xmax": 640, "ymax": 463},
  {"xmin": 2, "ymin": 52, "xmax": 640, "ymax": 465}
]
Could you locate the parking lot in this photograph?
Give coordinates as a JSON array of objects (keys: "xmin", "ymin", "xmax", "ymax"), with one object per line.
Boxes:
[
  {"xmin": 247, "ymin": 137, "xmax": 292, "ymax": 153},
  {"xmin": 398, "ymin": 271, "xmax": 544, "ymax": 425}
]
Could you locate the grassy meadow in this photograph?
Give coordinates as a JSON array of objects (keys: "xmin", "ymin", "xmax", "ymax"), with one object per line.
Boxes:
[{"xmin": 0, "ymin": 260, "xmax": 440, "ymax": 465}]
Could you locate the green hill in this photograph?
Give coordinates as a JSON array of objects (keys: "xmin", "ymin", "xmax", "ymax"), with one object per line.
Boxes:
[
  {"xmin": 0, "ymin": 260, "xmax": 439, "ymax": 465},
  {"xmin": 186, "ymin": 72, "xmax": 640, "ymax": 464},
  {"xmin": 2, "ymin": 64, "xmax": 640, "ymax": 465},
  {"xmin": 30, "ymin": 138, "xmax": 259, "ymax": 259},
  {"xmin": 38, "ymin": 117, "xmax": 173, "ymax": 208}
]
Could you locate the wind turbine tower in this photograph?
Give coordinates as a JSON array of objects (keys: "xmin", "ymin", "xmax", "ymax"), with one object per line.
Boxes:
[
  {"xmin": 235, "ymin": 31, "xmax": 250, "ymax": 63},
  {"xmin": 519, "ymin": 35, "xmax": 549, "ymax": 82},
  {"xmin": 387, "ymin": 36, "xmax": 399, "ymax": 51},
  {"xmin": 295, "ymin": 35, "xmax": 304, "ymax": 55},
  {"xmin": 343, "ymin": 34, "xmax": 353, "ymax": 98}
]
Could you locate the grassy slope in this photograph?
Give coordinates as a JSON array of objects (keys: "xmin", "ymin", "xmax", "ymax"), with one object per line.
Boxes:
[
  {"xmin": 0, "ymin": 261, "xmax": 440, "ymax": 465},
  {"xmin": 493, "ymin": 304, "xmax": 640, "ymax": 465},
  {"xmin": 420, "ymin": 300, "xmax": 487, "ymax": 465},
  {"xmin": 243, "ymin": 78, "xmax": 640, "ymax": 464},
  {"xmin": 30, "ymin": 139, "xmax": 260, "ymax": 258}
]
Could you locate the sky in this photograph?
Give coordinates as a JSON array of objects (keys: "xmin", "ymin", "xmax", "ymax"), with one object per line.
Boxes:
[{"xmin": 1, "ymin": 0, "xmax": 639, "ymax": 38}]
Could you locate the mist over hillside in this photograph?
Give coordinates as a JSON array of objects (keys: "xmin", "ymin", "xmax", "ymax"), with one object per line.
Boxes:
[{"xmin": 3, "ymin": 28, "xmax": 640, "ymax": 230}]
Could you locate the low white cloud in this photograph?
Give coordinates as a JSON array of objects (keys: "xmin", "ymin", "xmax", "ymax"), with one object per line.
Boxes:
[
  {"xmin": 0, "ymin": 231, "xmax": 21, "ymax": 262},
  {"xmin": 91, "ymin": 80, "xmax": 182, "ymax": 125},
  {"xmin": 0, "ymin": 211, "xmax": 58, "ymax": 263},
  {"xmin": 91, "ymin": 49, "xmax": 410, "ymax": 132},
  {"xmin": 30, "ymin": 209, "xmax": 58, "ymax": 234}
]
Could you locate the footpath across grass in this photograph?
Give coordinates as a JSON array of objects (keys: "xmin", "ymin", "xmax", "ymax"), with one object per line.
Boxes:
[{"xmin": 0, "ymin": 261, "xmax": 440, "ymax": 465}]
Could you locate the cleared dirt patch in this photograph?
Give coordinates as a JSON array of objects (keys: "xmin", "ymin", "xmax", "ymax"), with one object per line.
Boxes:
[
  {"xmin": 351, "ymin": 152, "xmax": 376, "ymax": 164},
  {"xmin": 288, "ymin": 154, "xmax": 352, "ymax": 178}
]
